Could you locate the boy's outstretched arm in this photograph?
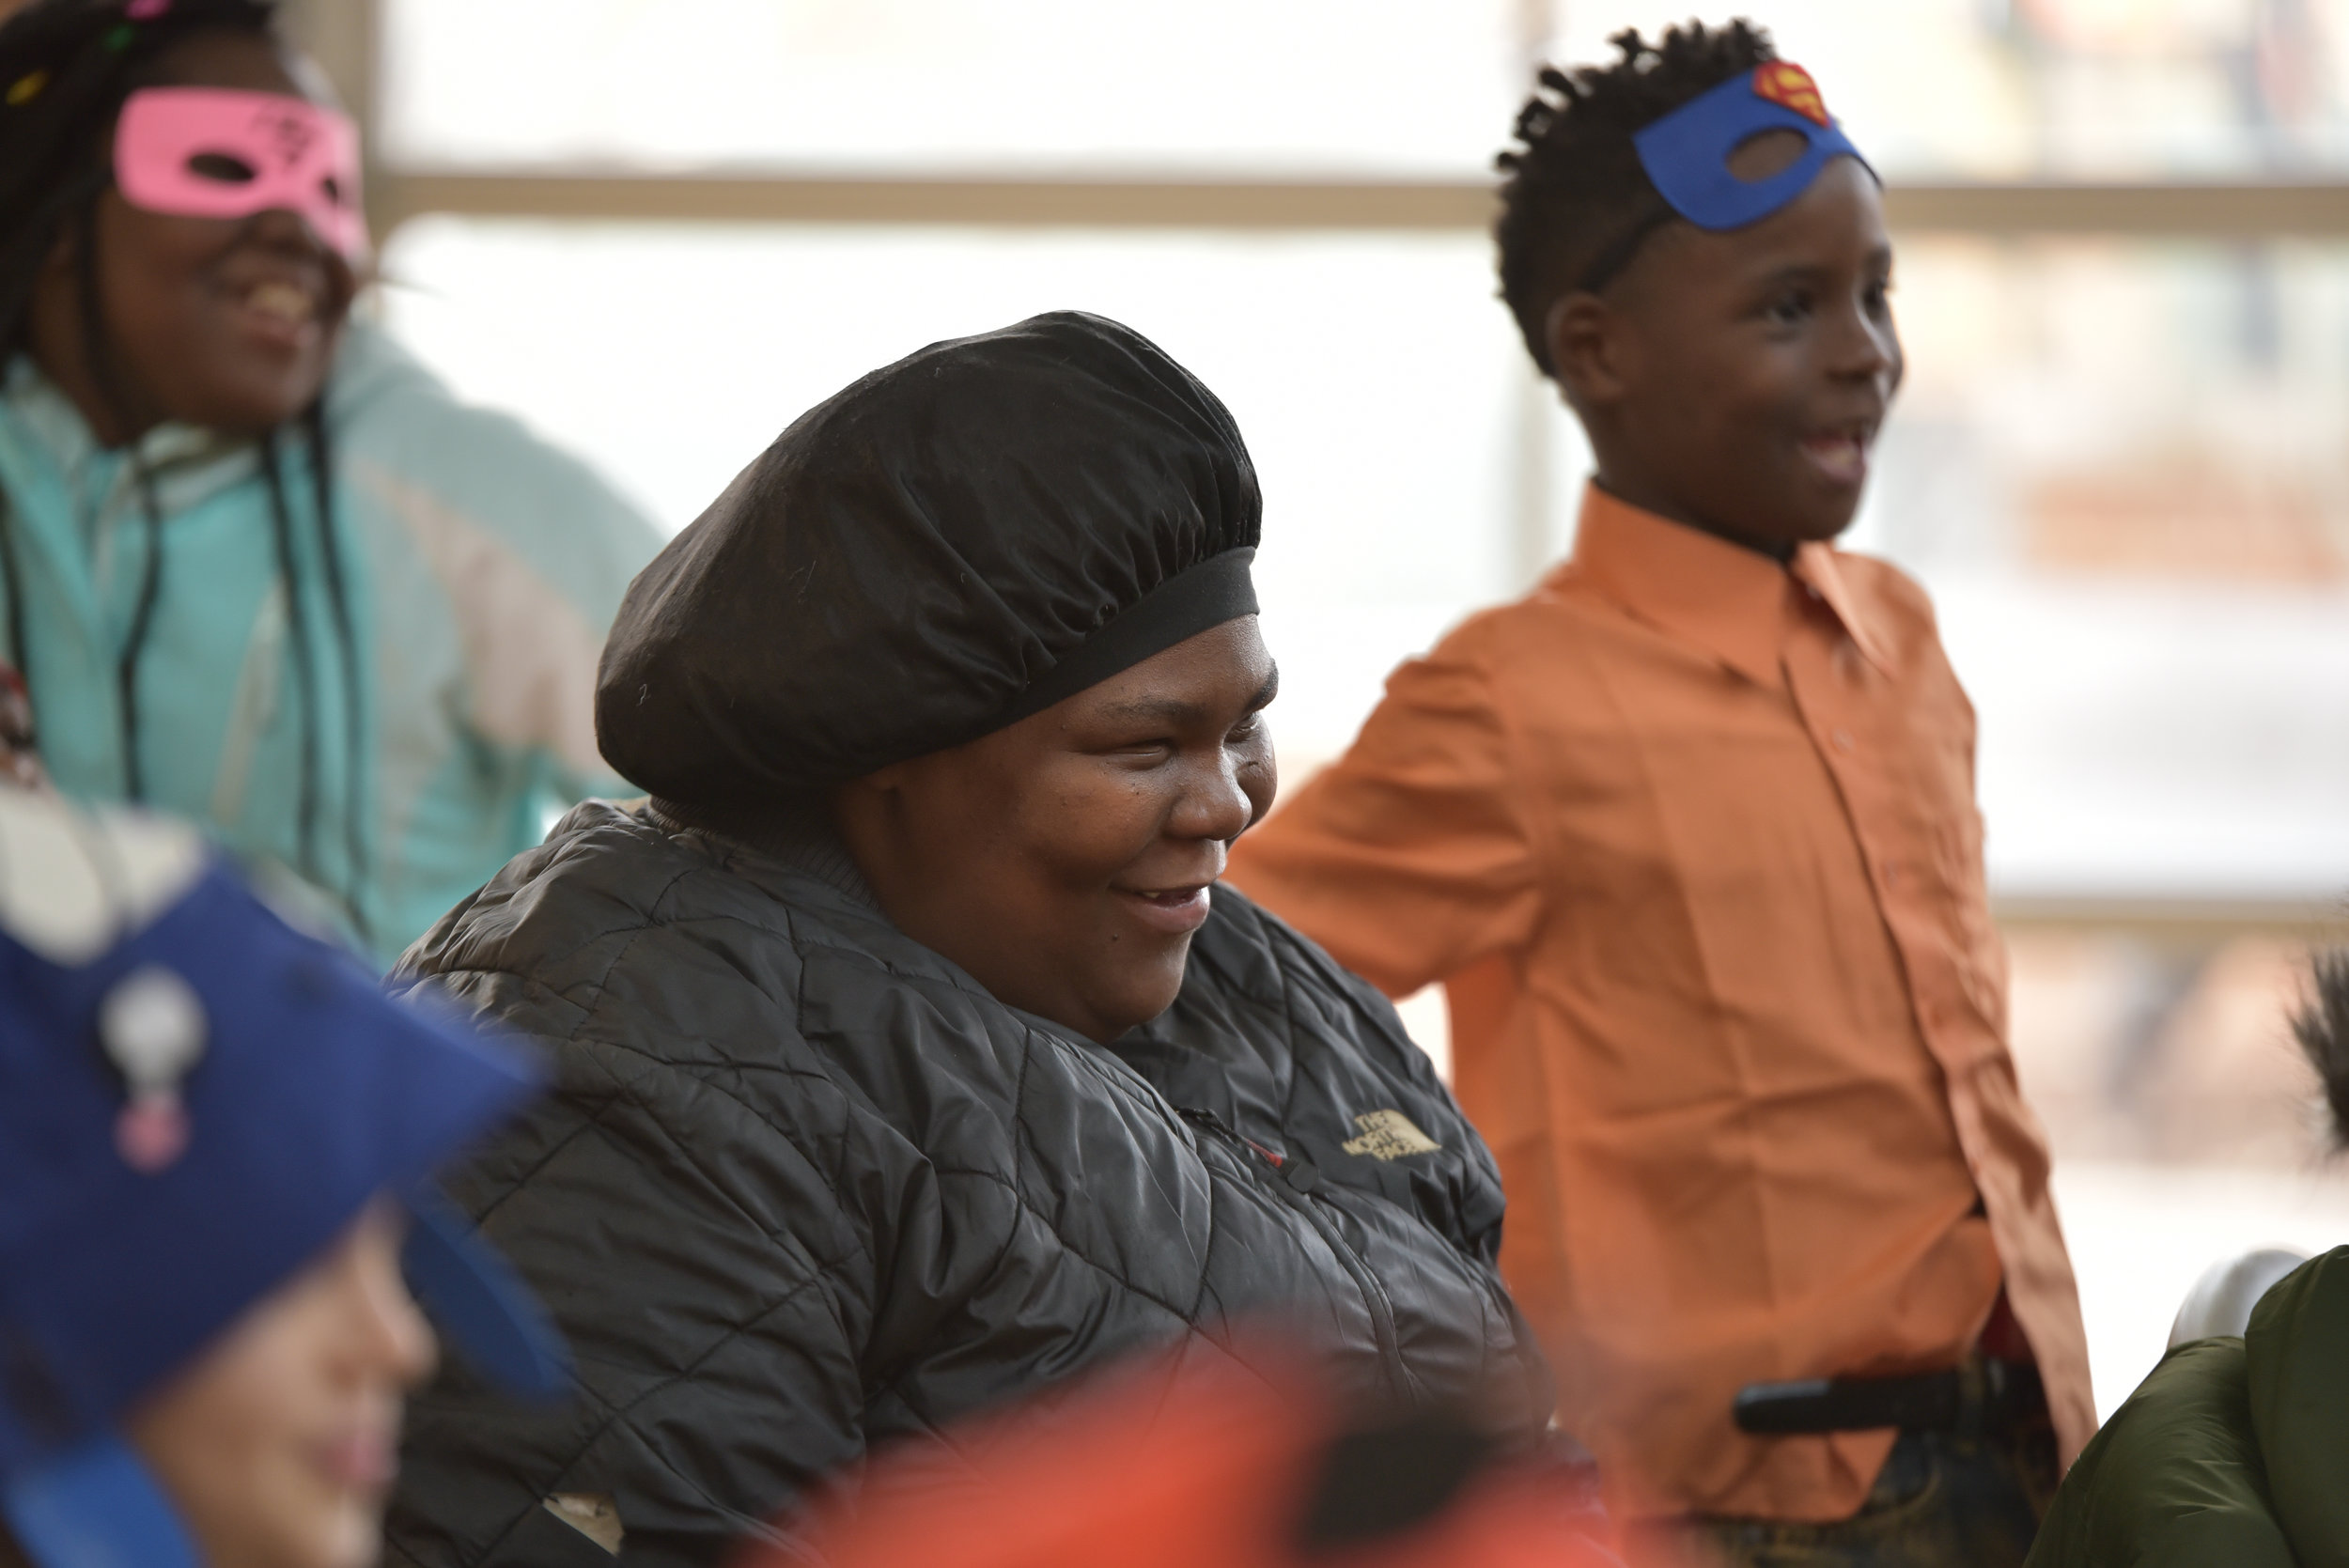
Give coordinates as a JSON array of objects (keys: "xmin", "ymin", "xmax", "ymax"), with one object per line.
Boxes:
[{"xmin": 1225, "ymin": 630, "xmax": 1540, "ymax": 1000}]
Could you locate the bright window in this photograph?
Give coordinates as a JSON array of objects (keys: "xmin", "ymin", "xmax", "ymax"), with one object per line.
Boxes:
[
  {"xmin": 382, "ymin": 0, "xmax": 2349, "ymax": 178},
  {"xmin": 381, "ymin": 0, "xmax": 1537, "ymax": 176},
  {"xmin": 378, "ymin": 219, "xmax": 1550, "ymax": 765}
]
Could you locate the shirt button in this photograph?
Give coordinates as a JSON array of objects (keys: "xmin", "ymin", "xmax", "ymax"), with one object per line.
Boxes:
[{"xmin": 1832, "ymin": 729, "xmax": 1855, "ymax": 753}]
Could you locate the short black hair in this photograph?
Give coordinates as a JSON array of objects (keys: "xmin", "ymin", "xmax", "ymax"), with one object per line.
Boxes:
[
  {"xmin": 2295, "ymin": 949, "xmax": 2349, "ymax": 1150},
  {"xmin": 0, "ymin": 0, "xmax": 276, "ymax": 356},
  {"xmin": 1494, "ymin": 19, "xmax": 1778, "ymax": 377}
]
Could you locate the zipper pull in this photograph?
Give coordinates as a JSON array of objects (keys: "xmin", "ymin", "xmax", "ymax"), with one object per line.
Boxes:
[{"xmin": 1178, "ymin": 1107, "xmax": 1298, "ymax": 1176}]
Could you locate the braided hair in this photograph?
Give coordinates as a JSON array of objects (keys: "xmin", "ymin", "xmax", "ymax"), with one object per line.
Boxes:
[
  {"xmin": 1494, "ymin": 20, "xmax": 1778, "ymax": 377},
  {"xmin": 0, "ymin": 0, "xmax": 367, "ymax": 939}
]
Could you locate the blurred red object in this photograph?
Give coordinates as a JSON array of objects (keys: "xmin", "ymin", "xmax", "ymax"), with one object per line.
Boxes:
[
  {"xmin": 765, "ymin": 1350, "xmax": 1620, "ymax": 1568},
  {"xmin": 0, "ymin": 661, "xmax": 42, "ymax": 788}
]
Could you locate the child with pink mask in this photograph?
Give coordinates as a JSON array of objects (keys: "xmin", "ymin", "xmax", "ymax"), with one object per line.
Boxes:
[{"xmin": 0, "ymin": 0, "xmax": 661, "ymax": 965}]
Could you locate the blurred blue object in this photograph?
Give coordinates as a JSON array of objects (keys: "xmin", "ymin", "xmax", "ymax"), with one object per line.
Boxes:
[{"xmin": 0, "ymin": 789, "xmax": 561, "ymax": 1567}]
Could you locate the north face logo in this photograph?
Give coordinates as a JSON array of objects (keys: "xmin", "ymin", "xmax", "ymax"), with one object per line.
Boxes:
[{"xmin": 1342, "ymin": 1110, "xmax": 1439, "ymax": 1161}]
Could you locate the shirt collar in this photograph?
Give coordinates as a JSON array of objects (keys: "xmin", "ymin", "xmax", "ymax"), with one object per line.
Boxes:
[
  {"xmin": 1789, "ymin": 541, "xmax": 1891, "ymax": 674},
  {"xmin": 1560, "ymin": 482, "xmax": 1889, "ymax": 686}
]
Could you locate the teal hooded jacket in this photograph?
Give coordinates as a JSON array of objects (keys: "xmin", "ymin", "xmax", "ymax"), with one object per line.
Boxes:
[{"xmin": 0, "ymin": 319, "xmax": 662, "ymax": 964}]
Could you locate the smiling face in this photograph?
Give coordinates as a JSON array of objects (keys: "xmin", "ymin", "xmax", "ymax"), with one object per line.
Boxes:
[
  {"xmin": 833, "ymin": 616, "xmax": 1279, "ymax": 1044},
  {"xmin": 1546, "ymin": 152, "xmax": 1902, "ymax": 554},
  {"xmin": 24, "ymin": 29, "xmax": 357, "ymax": 447},
  {"xmin": 126, "ymin": 1200, "xmax": 437, "ymax": 1568}
]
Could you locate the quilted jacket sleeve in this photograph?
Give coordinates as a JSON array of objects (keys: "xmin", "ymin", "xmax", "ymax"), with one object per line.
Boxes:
[
  {"xmin": 2021, "ymin": 1337, "xmax": 2293, "ymax": 1568},
  {"xmin": 383, "ymin": 967, "xmax": 874, "ymax": 1568},
  {"xmin": 2243, "ymin": 1247, "xmax": 2349, "ymax": 1565}
]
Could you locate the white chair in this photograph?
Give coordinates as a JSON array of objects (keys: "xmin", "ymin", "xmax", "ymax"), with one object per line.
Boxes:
[{"xmin": 2167, "ymin": 1248, "xmax": 2310, "ymax": 1347}]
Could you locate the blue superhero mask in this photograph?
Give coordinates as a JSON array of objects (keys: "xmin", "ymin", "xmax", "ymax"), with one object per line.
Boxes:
[
  {"xmin": 1638, "ymin": 62, "xmax": 1868, "ymax": 230},
  {"xmin": 1579, "ymin": 62, "xmax": 1874, "ymax": 291}
]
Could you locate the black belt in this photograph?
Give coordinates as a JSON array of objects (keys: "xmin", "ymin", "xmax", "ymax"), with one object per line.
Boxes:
[{"xmin": 1733, "ymin": 1358, "xmax": 2043, "ymax": 1437}]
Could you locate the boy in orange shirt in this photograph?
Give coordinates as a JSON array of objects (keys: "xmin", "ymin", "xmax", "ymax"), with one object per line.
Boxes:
[{"xmin": 1225, "ymin": 21, "xmax": 2092, "ymax": 1565}]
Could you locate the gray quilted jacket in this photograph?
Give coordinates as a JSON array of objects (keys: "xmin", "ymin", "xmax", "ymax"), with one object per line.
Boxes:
[{"xmin": 383, "ymin": 802, "xmax": 1551, "ymax": 1567}]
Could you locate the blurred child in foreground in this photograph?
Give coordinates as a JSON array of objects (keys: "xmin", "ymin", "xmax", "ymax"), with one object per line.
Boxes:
[
  {"xmin": 0, "ymin": 0, "xmax": 660, "ymax": 964},
  {"xmin": 779, "ymin": 1347, "xmax": 1620, "ymax": 1568},
  {"xmin": 1225, "ymin": 21, "xmax": 2091, "ymax": 1563},
  {"xmin": 2022, "ymin": 957, "xmax": 2349, "ymax": 1566},
  {"xmin": 0, "ymin": 784, "xmax": 563, "ymax": 1568}
]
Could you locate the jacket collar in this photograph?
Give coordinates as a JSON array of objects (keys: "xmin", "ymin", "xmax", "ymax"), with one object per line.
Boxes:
[
  {"xmin": 1, "ymin": 354, "xmax": 263, "ymax": 521},
  {"xmin": 1559, "ymin": 482, "xmax": 1889, "ymax": 687},
  {"xmin": 642, "ymin": 798, "xmax": 884, "ymax": 916}
]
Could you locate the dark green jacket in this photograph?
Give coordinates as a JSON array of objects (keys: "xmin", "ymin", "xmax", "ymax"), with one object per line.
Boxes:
[{"xmin": 2026, "ymin": 1247, "xmax": 2349, "ymax": 1567}]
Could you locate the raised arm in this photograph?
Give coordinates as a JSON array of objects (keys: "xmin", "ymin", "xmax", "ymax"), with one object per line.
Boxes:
[{"xmin": 1226, "ymin": 629, "xmax": 1541, "ymax": 1000}]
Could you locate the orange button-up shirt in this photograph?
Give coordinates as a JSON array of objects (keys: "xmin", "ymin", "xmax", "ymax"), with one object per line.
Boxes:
[{"xmin": 1226, "ymin": 485, "xmax": 2092, "ymax": 1523}]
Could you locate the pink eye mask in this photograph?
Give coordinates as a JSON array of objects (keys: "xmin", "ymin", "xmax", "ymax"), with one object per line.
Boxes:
[{"xmin": 114, "ymin": 86, "xmax": 366, "ymax": 260}]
